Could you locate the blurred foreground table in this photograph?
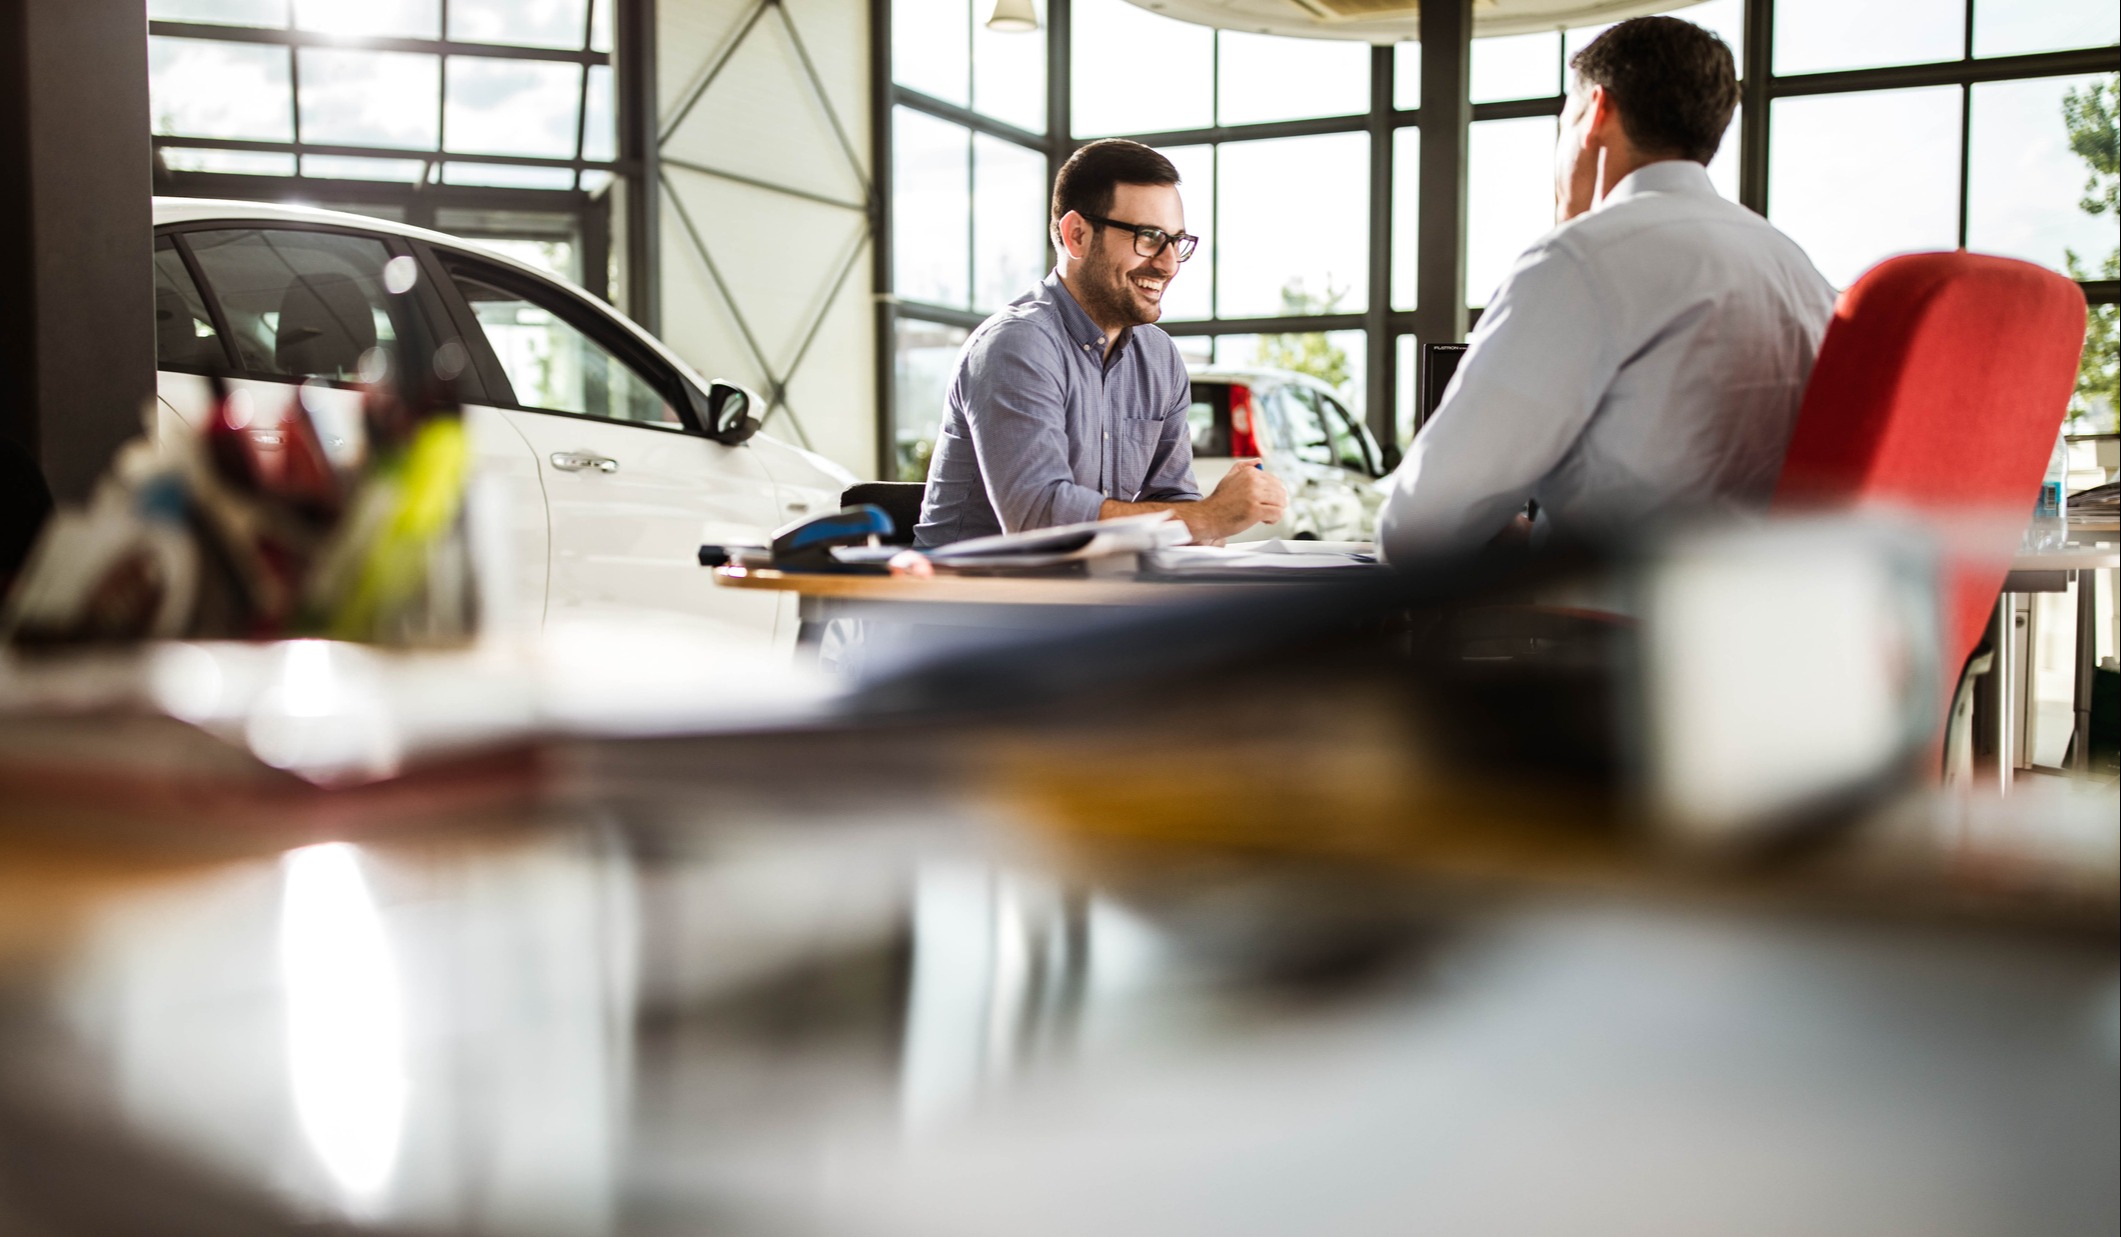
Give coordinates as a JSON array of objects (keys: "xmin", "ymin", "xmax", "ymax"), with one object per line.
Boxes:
[{"xmin": 0, "ymin": 752, "xmax": 2112, "ymax": 1237}]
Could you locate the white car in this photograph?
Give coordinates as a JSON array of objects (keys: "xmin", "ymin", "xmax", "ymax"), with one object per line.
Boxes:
[
  {"xmin": 150, "ymin": 198, "xmax": 853, "ymax": 647},
  {"xmin": 1186, "ymin": 367, "xmax": 1387, "ymax": 542}
]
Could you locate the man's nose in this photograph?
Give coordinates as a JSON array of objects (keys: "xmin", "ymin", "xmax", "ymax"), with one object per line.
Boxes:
[{"xmin": 1146, "ymin": 243, "xmax": 1180, "ymax": 275}]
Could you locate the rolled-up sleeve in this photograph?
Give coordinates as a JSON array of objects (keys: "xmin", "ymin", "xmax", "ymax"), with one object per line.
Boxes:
[
  {"xmin": 1378, "ymin": 239, "xmax": 1615, "ymax": 562},
  {"xmin": 1138, "ymin": 351, "xmax": 1202, "ymax": 502},
  {"xmin": 958, "ymin": 323, "xmax": 1107, "ymax": 532}
]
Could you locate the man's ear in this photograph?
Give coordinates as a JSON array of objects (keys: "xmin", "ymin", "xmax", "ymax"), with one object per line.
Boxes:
[
  {"xmin": 1057, "ymin": 210, "xmax": 1089, "ymax": 260},
  {"xmin": 1585, "ymin": 84, "xmax": 1621, "ymax": 149}
]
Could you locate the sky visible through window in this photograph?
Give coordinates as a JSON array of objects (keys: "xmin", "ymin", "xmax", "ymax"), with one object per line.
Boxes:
[{"xmin": 146, "ymin": 0, "xmax": 616, "ymax": 190}]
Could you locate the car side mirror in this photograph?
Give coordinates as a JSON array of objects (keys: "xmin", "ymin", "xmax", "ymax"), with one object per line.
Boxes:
[{"xmin": 692, "ymin": 380, "xmax": 760, "ymax": 445}]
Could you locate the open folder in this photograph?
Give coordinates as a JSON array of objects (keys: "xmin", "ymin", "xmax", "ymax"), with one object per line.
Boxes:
[{"xmin": 833, "ymin": 512, "xmax": 1191, "ymax": 573}]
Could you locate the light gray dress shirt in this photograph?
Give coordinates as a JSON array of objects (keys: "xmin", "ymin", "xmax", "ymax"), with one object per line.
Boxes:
[
  {"xmin": 1378, "ymin": 160, "xmax": 1837, "ymax": 561},
  {"xmin": 913, "ymin": 271, "xmax": 1200, "ymax": 549}
]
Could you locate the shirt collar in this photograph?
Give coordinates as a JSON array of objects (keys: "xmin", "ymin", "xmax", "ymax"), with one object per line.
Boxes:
[
  {"xmin": 1045, "ymin": 268, "xmax": 1130, "ymax": 359},
  {"xmin": 1599, "ymin": 159, "xmax": 1716, "ymax": 211}
]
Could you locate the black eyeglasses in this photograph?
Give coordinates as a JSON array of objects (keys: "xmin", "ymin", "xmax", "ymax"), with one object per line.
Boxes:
[{"xmin": 1081, "ymin": 214, "xmax": 1200, "ymax": 263}]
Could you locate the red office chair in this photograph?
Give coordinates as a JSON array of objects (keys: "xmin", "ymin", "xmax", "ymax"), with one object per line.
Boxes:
[{"xmin": 1773, "ymin": 251, "xmax": 2088, "ymax": 748}]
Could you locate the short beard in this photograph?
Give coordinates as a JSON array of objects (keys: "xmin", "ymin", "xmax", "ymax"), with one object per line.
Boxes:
[{"xmin": 1075, "ymin": 233, "xmax": 1158, "ymax": 330}]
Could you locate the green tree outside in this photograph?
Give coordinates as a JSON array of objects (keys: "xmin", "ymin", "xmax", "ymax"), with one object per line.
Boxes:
[
  {"xmin": 2062, "ymin": 75, "xmax": 2118, "ymax": 434},
  {"xmin": 1254, "ymin": 278, "xmax": 1352, "ymax": 391}
]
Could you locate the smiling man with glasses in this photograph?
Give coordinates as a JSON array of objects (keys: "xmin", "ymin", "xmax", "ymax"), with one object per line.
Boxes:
[{"xmin": 913, "ymin": 139, "xmax": 1287, "ymax": 548}]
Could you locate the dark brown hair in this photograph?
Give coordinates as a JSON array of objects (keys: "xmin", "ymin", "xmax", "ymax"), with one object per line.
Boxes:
[
  {"xmin": 1569, "ymin": 16, "xmax": 1739, "ymax": 165},
  {"xmin": 1051, "ymin": 139, "xmax": 1181, "ymax": 246}
]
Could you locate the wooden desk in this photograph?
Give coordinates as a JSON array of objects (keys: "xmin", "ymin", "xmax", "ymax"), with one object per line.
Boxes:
[
  {"xmin": 710, "ymin": 565, "xmax": 1246, "ymax": 607},
  {"xmin": 712, "ymin": 564, "xmax": 1287, "ymax": 644}
]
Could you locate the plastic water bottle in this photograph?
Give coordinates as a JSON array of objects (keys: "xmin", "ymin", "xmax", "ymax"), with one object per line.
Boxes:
[{"xmin": 2030, "ymin": 432, "xmax": 2069, "ymax": 550}]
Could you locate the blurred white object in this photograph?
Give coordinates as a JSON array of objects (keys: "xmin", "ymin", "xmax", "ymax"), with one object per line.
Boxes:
[{"xmin": 1635, "ymin": 516, "xmax": 1942, "ymax": 843}]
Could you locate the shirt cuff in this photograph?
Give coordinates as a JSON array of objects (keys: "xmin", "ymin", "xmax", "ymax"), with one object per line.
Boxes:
[{"xmin": 1043, "ymin": 482, "xmax": 1107, "ymax": 528}]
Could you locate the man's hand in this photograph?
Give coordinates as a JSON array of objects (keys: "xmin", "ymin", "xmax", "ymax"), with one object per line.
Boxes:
[
  {"xmin": 1094, "ymin": 459, "xmax": 1288, "ymax": 541},
  {"xmin": 1184, "ymin": 459, "xmax": 1286, "ymax": 541}
]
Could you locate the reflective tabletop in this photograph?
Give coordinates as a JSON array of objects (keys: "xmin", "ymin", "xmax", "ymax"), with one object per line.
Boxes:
[{"xmin": 0, "ymin": 751, "xmax": 2114, "ymax": 1237}]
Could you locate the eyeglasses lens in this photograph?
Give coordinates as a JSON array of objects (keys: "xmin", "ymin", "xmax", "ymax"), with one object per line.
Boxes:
[{"xmin": 1132, "ymin": 229, "xmax": 1197, "ymax": 263}]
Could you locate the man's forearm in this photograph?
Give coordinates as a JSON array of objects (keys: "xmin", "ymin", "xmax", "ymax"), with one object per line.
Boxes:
[{"xmin": 1098, "ymin": 496, "xmax": 1234, "ymax": 541}]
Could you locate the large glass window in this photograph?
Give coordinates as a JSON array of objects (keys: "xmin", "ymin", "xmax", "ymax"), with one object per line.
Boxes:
[
  {"xmin": 1770, "ymin": 87, "xmax": 1963, "ymax": 288},
  {"xmin": 1071, "ymin": 0, "xmax": 1212, "ymax": 136},
  {"xmin": 1467, "ymin": 115, "xmax": 1559, "ymax": 309},
  {"xmin": 973, "ymin": 135, "xmax": 1051, "ymax": 309},
  {"xmin": 1215, "ymin": 133, "xmax": 1369, "ymax": 319},
  {"xmin": 1967, "ymin": 75, "xmax": 2121, "ymax": 273},
  {"xmin": 893, "ymin": 107, "xmax": 973, "ymax": 310},
  {"xmin": 885, "ymin": 0, "xmax": 2119, "ymax": 478},
  {"xmin": 894, "ymin": 320, "xmax": 972, "ymax": 480},
  {"xmin": 1472, "ymin": 31, "xmax": 1560, "ymax": 105},
  {"xmin": 147, "ymin": 6, "xmax": 616, "ymax": 192},
  {"xmin": 1216, "ymin": 32, "xmax": 1369, "ymax": 126},
  {"xmin": 1773, "ymin": 0, "xmax": 1966, "ymax": 75}
]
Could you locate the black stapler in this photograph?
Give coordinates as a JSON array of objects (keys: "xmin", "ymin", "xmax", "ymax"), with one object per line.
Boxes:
[{"xmin": 698, "ymin": 504, "xmax": 897, "ymax": 574}]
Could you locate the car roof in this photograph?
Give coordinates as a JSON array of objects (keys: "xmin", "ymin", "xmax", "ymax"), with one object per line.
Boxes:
[
  {"xmin": 153, "ymin": 196, "xmax": 564, "ymax": 284},
  {"xmin": 152, "ymin": 195, "xmax": 713, "ymax": 400},
  {"xmin": 1187, "ymin": 365, "xmax": 1341, "ymax": 396}
]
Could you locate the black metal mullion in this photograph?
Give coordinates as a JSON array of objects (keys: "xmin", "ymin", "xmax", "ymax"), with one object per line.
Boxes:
[
  {"xmin": 1100, "ymin": 112, "xmax": 1368, "ymax": 150},
  {"xmin": 1365, "ymin": 42, "xmax": 1395, "ymax": 464},
  {"xmin": 148, "ymin": 20, "xmax": 612, "ymax": 65},
  {"xmin": 155, "ymin": 134, "xmax": 620, "ymax": 172},
  {"xmin": 873, "ymin": 0, "xmax": 898, "ymax": 478},
  {"xmin": 1471, "ymin": 95, "xmax": 1564, "ymax": 122},
  {"xmin": 1047, "ymin": 0, "xmax": 1070, "ymax": 273},
  {"xmin": 287, "ymin": 44, "xmax": 302, "ymax": 160},
  {"xmin": 617, "ymin": 0, "xmax": 659, "ymax": 332},
  {"xmin": 435, "ymin": 0, "xmax": 450, "ymax": 185},
  {"xmin": 1413, "ymin": 0, "xmax": 1471, "ymax": 353},
  {"xmin": 1160, "ymin": 313, "xmax": 1365, "ymax": 337},
  {"xmin": 1956, "ymin": 0, "xmax": 1975, "ymax": 249},
  {"xmin": 895, "ymin": 301, "xmax": 989, "ymax": 330},
  {"xmin": 572, "ymin": 0, "xmax": 596, "ymax": 187},
  {"xmin": 1766, "ymin": 46, "xmax": 2119, "ymax": 98},
  {"xmin": 896, "ymin": 87, "xmax": 1046, "ymax": 149},
  {"xmin": 1738, "ymin": 0, "xmax": 1771, "ymax": 214}
]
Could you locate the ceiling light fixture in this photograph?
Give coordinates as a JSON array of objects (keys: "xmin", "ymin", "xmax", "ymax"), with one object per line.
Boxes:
[{"xmin": 986, "ymin": 0, "xmax": 1040, "ymax": 33}]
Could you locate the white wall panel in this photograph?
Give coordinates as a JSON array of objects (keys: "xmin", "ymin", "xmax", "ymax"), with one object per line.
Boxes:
[{"xmin": 658, "ymin": 0, "xmax": 876, "ymax": 477}]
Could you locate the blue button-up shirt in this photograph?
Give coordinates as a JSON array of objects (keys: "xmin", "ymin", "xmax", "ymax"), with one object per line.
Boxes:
[{"xmin": 913, "ymin": 271, "xmax": 1200, "ymax": 548}]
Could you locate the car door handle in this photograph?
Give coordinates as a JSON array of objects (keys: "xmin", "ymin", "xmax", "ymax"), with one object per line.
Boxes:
[{"xmin": 551, "ymin": 451, "xmax": 618, "ymax": 473}]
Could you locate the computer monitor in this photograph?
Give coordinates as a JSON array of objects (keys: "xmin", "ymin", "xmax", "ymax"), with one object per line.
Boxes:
[{"xmin": 1416, "ymin": 343, "xmax": 1467, "ymax": 437}]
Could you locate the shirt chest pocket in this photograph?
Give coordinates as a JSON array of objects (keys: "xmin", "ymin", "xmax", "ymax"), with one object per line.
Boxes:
[{"xmin": 1114, "ymin": 416, "xmax": 1164, "ymax": 498}]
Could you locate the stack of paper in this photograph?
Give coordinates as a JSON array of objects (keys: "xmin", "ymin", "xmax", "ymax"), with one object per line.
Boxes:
[{"xmin": 835, "ymin": 512, "xmax": 1193, "ymax": 573}]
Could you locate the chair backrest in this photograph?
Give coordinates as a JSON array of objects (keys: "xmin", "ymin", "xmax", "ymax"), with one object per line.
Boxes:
[
  {"xmin": 1772, "ymin": 251, "xmax": 2086, "ymax": 722},
  {"xmin": 841, "ymin": 481, "xmax": 927, "ymax": 545}
]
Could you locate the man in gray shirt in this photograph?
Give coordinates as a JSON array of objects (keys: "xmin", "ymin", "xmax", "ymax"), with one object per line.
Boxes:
[{"xmin": 914, "ymin": 140, "xmax": 1287, "ymax": 548}]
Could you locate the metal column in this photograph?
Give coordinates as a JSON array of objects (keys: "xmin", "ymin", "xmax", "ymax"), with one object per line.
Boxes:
[
  {"xmin": 1412, "ymin": 0, "xmax": 1471, "ymax": 354},
  {"xmin": 617, "ymin": 0, "xmax": 660, "ymax": 333},
  {"xmin": 0, "ymin": 0, "xmax": 155, "ymax": 505},
  {"xmin": 1364, "ymin": 43, "xmax": 1397, "ymax": 466}
]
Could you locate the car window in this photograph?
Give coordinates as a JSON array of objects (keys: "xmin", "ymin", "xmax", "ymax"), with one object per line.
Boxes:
[
  {"xmin": 1318, "ymin": 393, "xmax": 1374, "ymax": 475},
  {"xmin": 152, "ymin": 238, "xmax": 223, "ymax": 371},
  {"xmin": 181, "ymin": 229, "xmax": 406, "ymax": 382},
  {"xmin": 1277, "ymin": 386, "xmax": 1334, "ymax": 467},
  {"xmin": 1187, "ymin": 383, "xmax": 1229, "ymax": 457},
  {"xmin": 447, "ymin": 267, "xmax": 680, "ymax": 428}
]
